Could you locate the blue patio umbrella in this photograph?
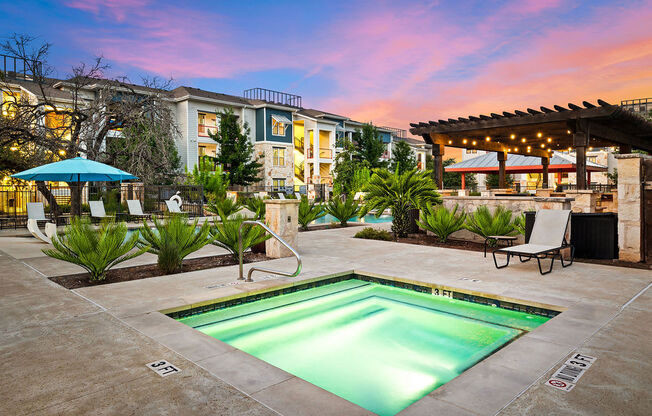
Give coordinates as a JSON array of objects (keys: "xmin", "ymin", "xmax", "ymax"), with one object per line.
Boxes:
[{"xmin": 11, "ymin": 157, "xmax": 138, "ymax": 182}]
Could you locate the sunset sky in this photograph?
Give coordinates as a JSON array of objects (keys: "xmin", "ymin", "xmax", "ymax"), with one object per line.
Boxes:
[{"xmin": 2, "ymin": 0, "xmax": 651, "ymax": 135}]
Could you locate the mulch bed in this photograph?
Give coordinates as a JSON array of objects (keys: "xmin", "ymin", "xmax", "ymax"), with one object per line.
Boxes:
[
  {"xmin": 382, "ymin": 232, "xmax": 652, "ymax": 270},
  {"xmin": 300, "ymin": 223, "xmax": 363, "ymax": 232},
  {"xmin": 49, "ymin": 252, "xmax": 269, "ymax": 290}
]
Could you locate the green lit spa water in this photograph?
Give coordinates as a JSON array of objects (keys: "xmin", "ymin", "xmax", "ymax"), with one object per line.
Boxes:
[{"xmin": 179, "ymin": 280, "xmax": 549, "ymax": 415}]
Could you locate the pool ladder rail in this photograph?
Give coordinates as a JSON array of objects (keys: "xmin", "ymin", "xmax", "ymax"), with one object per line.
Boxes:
[{"xmin": 238, "ymin": 220, "xmax": 302, "ymax": 282}]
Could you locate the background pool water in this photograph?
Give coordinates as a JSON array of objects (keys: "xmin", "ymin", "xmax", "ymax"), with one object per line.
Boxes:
[
  {"xmin": 311, "ymin": 213, "xmax": 393, "ymax": 224},
  {"xmin": 179, "ymin": 280, "xmax": 549, "ymax": 416}
]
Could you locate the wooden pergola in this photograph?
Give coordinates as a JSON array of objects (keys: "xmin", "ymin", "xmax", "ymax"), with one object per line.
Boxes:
[{"xmin": 410, "ymin": 100, "xmax": 652, "ymax": 189}]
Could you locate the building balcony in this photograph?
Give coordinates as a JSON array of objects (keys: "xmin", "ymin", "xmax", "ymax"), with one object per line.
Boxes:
[
  {"xmin": 307, "ymin": 148, "xmax": 333, "ymax": 159},
  {"xmin": 198, "ymin": 124, "xmax": 218, "ymax": 136}
]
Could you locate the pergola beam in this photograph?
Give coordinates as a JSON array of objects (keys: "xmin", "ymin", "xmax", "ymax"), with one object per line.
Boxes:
[{"xmin": 427, "ymin": 133, "xmax": 550, "ymax": 158}]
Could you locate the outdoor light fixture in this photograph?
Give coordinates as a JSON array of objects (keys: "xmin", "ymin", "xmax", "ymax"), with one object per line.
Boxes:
[
  {"xmin": 10, "ymin": 146, "xmax": 18, "ymax": 151},
  {"xmin": 514, "ymin": 147, "xmax": 518, "ymax": 151},
  {"xmin": 462, "ymin": 139, "xmax": 468, "ymax": 144},
  {"xmin": 547, "ymin": 138, "xmax": 552, "ymax": 143},
  {"xmin": 508, "ymin": 148, "xmax": 512, "ymax": 152},
  {"xmin": 589, "ymin": 147, "xmax": 593, "ymax": 151},
  {"xmin": 540, "ymin": 144, "xmax": 545, "ymax": 148},
  {"xmin": 521, "ymin": 138, "xmax": 526, "ymax": 143},
  {"xmin": 510, "ymin": 134, "xmax": 515, "ymax": 139},
  {"xmin": 537, "ymin": 132, "xmax": 543, "ymax": 138},
  {"xmin": 59, "ymin": 149, "xmax": 66, "ymax": 156},
  {"xmin": 568, "ymin": 147, "xmax": 572, "ymax": 151},
  {"xmin": 472, "ymin": 140, "xmax": 477, "ymax": 145},
  {"xmin": 485, "ymin": 136, "xmax": 491, "ymax": 141},
  {"xmin": 567, "ymin": 130, "xmax": 572, "ymax": 134},
  {"xmin": 448, "ymin": 140, "xmax": 452, "ymax": 144},
  {"xmin": 547, "ymin": 148, "xmax": 551, "ymax": 152}
]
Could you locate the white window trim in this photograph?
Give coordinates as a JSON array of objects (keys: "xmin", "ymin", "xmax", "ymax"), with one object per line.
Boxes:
[{"xmin": 272, "ymin": 118, "xmax": 286, "ymax": 137}]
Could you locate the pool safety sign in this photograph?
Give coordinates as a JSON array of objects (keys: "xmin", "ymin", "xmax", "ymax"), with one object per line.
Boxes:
[
  {"xmin": 546, "ymin": 353, "xmax": 597, "ymax": 392},
  {"xmin": 146, "ymin": 360, "xmax": 181, "ymax": 377}
]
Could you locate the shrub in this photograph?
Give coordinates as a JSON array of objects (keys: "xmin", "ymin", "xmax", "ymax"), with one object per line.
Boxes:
[
  {"xmin": 138, "ymin": 215, "xmax": 214, "ymax": 274},
  {"xmin": 324, "ymin": 195, "xmax": 360, "ymax": 227},
  {"xmin": 298, "ymin": 197, "xmax": 326, "ymax": 230},
  {"xmin": 464, "ymin": 206, "xmax": 518, "ymax": 242},
  {"xmin": 360, "ymin": 168, "xmax": 441, "ymax": 238},
  {"xmin": 43, "ymin": 217, "xmax": 148, "ymax": 282},
  {"xmin": 354, "ymin": 227, "xmax": 393, "ymax": 241},
  {"xmin": 211, "ymin": 214, "xmax": 271, "ymax": 260},
  {"xmin": 206, "ymin": 197, "xmax": 242, "ymax": 219},
  {"xmin": 418, "ymin": 204, "xmax": 466, "ymax": 242},
  {"xmin": 469, "ymin": 191, "xmax": 481, "ymax": 196},
  {"xmin": 244, "ymin": 197, "xmax": 266, "ymax": 220},
  {"xmin": 514, "ymin": 212, "xmax": 527, "ymax": 235}
]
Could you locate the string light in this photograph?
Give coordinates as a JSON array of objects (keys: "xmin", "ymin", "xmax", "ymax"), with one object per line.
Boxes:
[
  {"xmin": 567, "ymin": 130, "xmax": 572, "ymax": 134},
  {"xmin": 514, "ymin": 147, "xmax": 519, "ymax": 151},
  {"xmin": 521, "ymin": 138, "xmax": 526, "ymax": 143},
  {"xmin": 540, "ymin": 144, "xmax": 545, "ymax": 148},
  {"xmin": 537, "ymin": 132, "xmax": 543, "ymax": 138},
  {"xmin": 462, "ymin": 139, "xmax": 468, "ymax": 144},
  {"xmin": 510, "ymin": 134, "xmax": 516, "ymax": 139},
  {"xmin": 547, "ymin": 138, "xmax": 552, "ymax": 143},
  {"xmin": 485, "ymin": 136, "xmax": 491, "ymax": 141},
  {"xmin": 472, "ymin": 140, "xmax": 477, "ymax": 145},
  {"xmin": 448, "ymin": 140, "xmax": 452, "ymax": 144},
  {"xmin": 588, "ymin": 146, "xmax": 593, "ymax": 151},
  {"xmin": 59, "ymin": 149, "xmax": 66, "ymax": 156}
]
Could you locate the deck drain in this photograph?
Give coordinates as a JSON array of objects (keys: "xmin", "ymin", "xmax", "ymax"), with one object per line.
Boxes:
[{"xmin": 205, "ymin": 274, "xmax": 279, "ymax": 289}]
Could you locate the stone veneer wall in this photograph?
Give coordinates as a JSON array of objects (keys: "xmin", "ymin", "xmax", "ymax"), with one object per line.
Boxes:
[
  {"xmin": 616, "ymin": 154, "xmax": 647, "ymax": 262},
  {"xmin": 254, "ymin": 142, "xmax": 294, "ymax": 189},
  {"xmin": 441, "ymin": 196, "xmax": 574, "ymax": 243},
  {"xmin": 264, "ymin": 199, "xmax": 299, "ymax": 258}
]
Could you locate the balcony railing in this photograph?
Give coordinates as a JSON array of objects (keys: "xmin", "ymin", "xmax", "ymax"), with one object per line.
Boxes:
[
  {"xmin": 307, "ymin": 148, "xmax": 333, "ymax": 159},
  {"xmin": 1, "ymin": 54, "xmax": 42, "ymax": 80},
  {"xmin": 198, "ymin": 124, "xmax": 218, "ymax": 136}
]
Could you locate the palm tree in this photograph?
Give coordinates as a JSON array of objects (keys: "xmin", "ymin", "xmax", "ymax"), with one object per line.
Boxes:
[{"xmin": 360, "ymin": 168, "xmax": 441, "ymax": 238}]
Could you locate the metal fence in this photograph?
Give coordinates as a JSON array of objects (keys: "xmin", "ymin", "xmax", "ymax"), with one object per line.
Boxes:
[{"xmin": 0, "ymin": 183, "xmax": 204, "ymax": 229}]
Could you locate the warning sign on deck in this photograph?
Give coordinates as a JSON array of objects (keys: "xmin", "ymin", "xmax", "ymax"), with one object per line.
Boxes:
[{"xmin": 546, "ymin": 353, "xmax": 596, "ymax": 392}]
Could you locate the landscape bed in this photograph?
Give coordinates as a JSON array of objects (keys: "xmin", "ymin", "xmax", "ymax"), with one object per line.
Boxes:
[{"xmin": 169, "ymin": 273, "xmax": 560, "ymax": 416}]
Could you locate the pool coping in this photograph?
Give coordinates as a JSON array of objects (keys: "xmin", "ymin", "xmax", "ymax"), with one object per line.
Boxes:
[{"xmin": 124, "ymin": 269, "xmax": 588, "ymax": 416}]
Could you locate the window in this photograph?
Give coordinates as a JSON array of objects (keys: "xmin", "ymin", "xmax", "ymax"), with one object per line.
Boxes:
[
  {"xmin": 272, "ymin": 178, "xmax": 286, "ymax": 191},
  {"xmin": 466, "ymin": 149, "xmax": 477, "ymax": 154},
  {"xmin": 1, "ymin": 91, "xmax": 21, "ymax": 118},
  {"xmin": 587, "ymin": 156, "xmax": 598, "ymax": 163},
  {"xmin": 198, "ymin": 112, "xmax": 218, "ymax": 136},
  {"xmin": 272, "ymin": 119, "xmax": 286, "ymax": 136},
  {"xmin": 273, "ymin": 147, "xmax": 285, "ymax": 166}
]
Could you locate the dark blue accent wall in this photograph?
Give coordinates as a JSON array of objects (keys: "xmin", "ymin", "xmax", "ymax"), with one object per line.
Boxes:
[
  {"xmin": 379, "ymin": 131, "xmax": 391, "ymax": 144},
  {"xmin": 255, "ymin": 108, "xmax": 265, "ymax": 141},
  {"xmin": 265, "ymin": 108, "xmax": 293, "ymax": 143}
]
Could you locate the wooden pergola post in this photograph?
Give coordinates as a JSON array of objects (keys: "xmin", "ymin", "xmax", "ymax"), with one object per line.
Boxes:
[
  {"xmin": 541, "ymin": 157, "xmax": 549, "ymax": 189},
  {"xmin": 620, "ymin": 144, "xmax": 632, "ymax": 154},
  {"xmin": 497, "ymin": 151, "xmax": 507, "ymax": 189},
  {"xmin": 573, "ymin": 131, "xmax": 588, "ymax": 190},
  {"xmin": 432, "ymin": 143, "xmax": 444, "ymax": 189}
]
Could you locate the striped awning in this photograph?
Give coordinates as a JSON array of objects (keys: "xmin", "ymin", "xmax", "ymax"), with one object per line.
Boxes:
[{"xmin": 271, "ymin": 114, "xmax": 292, "ymax": 124}]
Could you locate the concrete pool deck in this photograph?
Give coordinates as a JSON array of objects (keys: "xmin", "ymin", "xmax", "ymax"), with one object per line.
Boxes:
[{"xmin": 0, "ymin": 224, "xmax": 650, "ymax": 415}]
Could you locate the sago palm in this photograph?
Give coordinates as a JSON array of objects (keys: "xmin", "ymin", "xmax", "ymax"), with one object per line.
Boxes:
[
  {"xmin": 244, "ymin": 197, "xmax": 265, "ymax": 220},
  {"xmin": 298, "ymin": 196, "xmax": 326, "ymax": 230},
  {"xmin": 360, "ymin": 168, "xmax": 441, "ymax": 238},
  {"xmin": 211, "ymin": 214, "xmax": 271, "ymax": 260},
  {"xmin": 324, "ymin": 194, "xmax": 360, "ymax": 227},
  {"xmin": 43, "ymin": 217, "xmax": 148, "ymax": 282},
  {"xmin": 206, "ymin": 197, "xmax": 242, "ymax": 219},
  {"xmin": 464, "ymin": 205, "xmax": 519, "ymax": 242},
  {"xmin": 418, "ymin": 204, "xmax": 466, "ymax": 243},
  {"xmin": 138, "ymin": 215, "xmax": 214, "ymax": 274}
]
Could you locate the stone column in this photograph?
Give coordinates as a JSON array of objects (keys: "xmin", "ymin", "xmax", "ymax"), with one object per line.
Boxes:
[
  {"xmin": 615, "ymin": 154, "xmax": 644, "ymax": 262},
  {"xmin": 432, "ymin": 143, "xmax": 444, "ymax": 189},
  {"xmin": 264, "ymin": 199, "xmax": 300, "ymax": 258}
]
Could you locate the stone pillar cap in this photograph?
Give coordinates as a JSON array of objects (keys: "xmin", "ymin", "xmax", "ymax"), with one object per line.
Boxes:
[{"xmin": 263, "ymin": 199, "xmax": 300, "ymax": 205}]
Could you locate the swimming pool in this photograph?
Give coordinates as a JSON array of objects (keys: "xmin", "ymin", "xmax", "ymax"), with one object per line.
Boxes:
[
  {"xmin": 311, "ymin": 213, "xmax": 393, "ymax": 224},
  {"xmin": 177, "ymin": 278, "xmax": 550, "ymax": 415}
]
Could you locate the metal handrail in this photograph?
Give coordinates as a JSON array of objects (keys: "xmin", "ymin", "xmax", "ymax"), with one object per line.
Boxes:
[{"xmin": 238, "ymin": 220, "xmax": 302, "ymax": 282}]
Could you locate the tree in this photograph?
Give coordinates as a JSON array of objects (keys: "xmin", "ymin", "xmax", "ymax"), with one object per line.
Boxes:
[
  {"xmin": 333, "ymin": 137, "xmax": 369, "ymax": 195},
  {"xmin": 185, "ymin": 158, "xmax": 228, "ymax": 200},
  {"xmin": 354, "ymin": 123, "xmax": 387, "ymax": 169},
  {"xmin": 443, "ymin": 158, "xmax": 477, "ymax": 190},
  {"xmin": 390, "ymin": 140, "xmax": 417, "ymax": 174},
  {"xmin": 210, "ymin": 108, "xmax": 262, "ymax": 186},
  {"xmin": 485, "ymin": 173, "xmax": 514, "ymax": 189},
  {"xmin": 0, "ymin": 34, "xmax": 181, "ymax": 215}
]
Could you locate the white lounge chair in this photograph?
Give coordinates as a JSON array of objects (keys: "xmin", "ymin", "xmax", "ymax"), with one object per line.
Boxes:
[
  {"xmin": 27, "ymin": 202, "xmax": 48, "ymax": 221},
  {"xmin": 27, "ymin": 219, "xmax": 51, "ymax": 244},
  {"xmin": 45, "ymin": 223, "xmax": 58, "ymax": 240},
  {"xmin": 492, "ymin": 209, "xmax": 574, "ymax": 275},
  {"xmin": 165, "ymin": 199, "xmax": 188, "ymax": 214},
  {"xmin": 277, "ymin": 192, "xmax": 286, "ymax": 200},
  {"xmin": 295, "ymin": 192, "xmax": 303, "ymax": 200},
  {"xmin": 127, "ymin": 200, "xmax": 150, "ymax": 221},
  {"xmin": 89, "ymin": 201, "xmax": 113, "ymax": 220}
]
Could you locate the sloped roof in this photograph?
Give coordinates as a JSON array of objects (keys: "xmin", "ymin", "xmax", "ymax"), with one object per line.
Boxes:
[
  {"xmin": 171, "ymin": 86, "xmax": 250, "ymax": 105},
  {"xmin": 446, "ymin": 152, "xmax": 607, "ymax": 173}
]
